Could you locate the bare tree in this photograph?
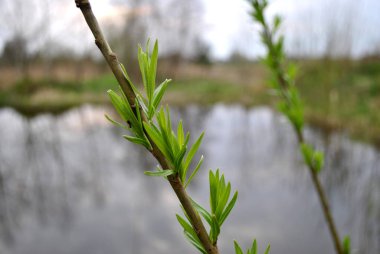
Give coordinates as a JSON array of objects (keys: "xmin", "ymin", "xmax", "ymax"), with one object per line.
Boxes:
[{"xmin": 0, "ymin": 0, "xmax": 52, "ymax": 79}]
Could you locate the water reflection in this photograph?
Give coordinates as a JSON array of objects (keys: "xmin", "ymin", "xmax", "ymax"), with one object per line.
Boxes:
[{"xmin": 0, "ymin": 105, "xmax": 378, "ymax": 254}]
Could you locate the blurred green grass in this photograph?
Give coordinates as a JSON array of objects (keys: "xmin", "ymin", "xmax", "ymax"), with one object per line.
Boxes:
[{"xmin": 0, "ymin": 59, "xmax": 379, "ymax": 146}]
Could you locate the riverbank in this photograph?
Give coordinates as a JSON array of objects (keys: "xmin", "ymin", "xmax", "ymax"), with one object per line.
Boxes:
[{"xmin": 0, "ymin": 59, "xmax": 379, "ymax": 147}]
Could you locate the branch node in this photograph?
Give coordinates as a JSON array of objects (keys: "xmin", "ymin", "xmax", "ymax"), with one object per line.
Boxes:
[{"xmin": 109, "ymin": 52, "xmax": 118, "ymax": 61}]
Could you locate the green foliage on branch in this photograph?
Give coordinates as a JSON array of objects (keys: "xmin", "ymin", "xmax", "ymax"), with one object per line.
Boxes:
[
  {"xmin": 248, "ymin": 1, "xmax": 348, "ymax": 254},
  {"xmin": 248, "ymin": 0, "xmax": 323, "ymax": 173},
  {"xmin": 234, "ymin": 239, "xmax": 270, "ymax": 254},
  {"xmin": 105, "ymin": 40, "xmax": 265, "ymax": 254}
]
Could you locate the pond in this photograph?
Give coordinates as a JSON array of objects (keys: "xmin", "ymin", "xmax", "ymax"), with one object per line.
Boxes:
[{"xmin": 0, "ymin": 105, "xmax": 378, "ymax": 254}]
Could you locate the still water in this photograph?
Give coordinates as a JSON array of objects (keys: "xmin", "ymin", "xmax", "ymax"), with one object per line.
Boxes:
[{"xmin": 0, "ymin": 105, "xmax": 378, "ymax": 254}]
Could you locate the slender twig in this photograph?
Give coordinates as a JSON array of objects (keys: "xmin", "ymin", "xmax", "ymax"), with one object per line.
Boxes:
[
  {"xmin": 74, "ymin": 1, "xmax": 218, "ymax": 253},
  {"xmin": 262, "ymin": 27, "xmax": 342, "ymax": 254},
  {"xmin": 251, "ymin": 1, "xmax": 344, "ymax": 253}
]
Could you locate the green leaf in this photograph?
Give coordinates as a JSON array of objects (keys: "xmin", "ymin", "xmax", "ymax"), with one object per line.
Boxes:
[
  {"xmin": 151, "ymin": 79, "xmax": 170, "ymax": 118},
  {"xmin": 210, "ymin": 214, "xmax": 220, "ymax": 243},
  {"xmin": 301, "ymin": 143, "xmax": 313, "ymax": 168},
  {"xmin": 287, "ymin": 63, "xmax": 298, "ymax": 81},
  {"xmin": 185, "ymin": 155, "xmax": 204, "ymax": 188},
  {"xmin": 176, "ymin": 214, "xmax": 207, "ymax": 254},
  {"xmin": 273, "ymin": 15, "xmax": 282, "ymax": 31},
  {"xmin": 143, "ymin": 122, "xmax": 171, "ymax": 158},
  {"xmin": 177, "ymin": 120, "xmax": 185, "ymax": 147},
  {"xmin": 165, "ymin": 107, "xmax": 176, "ymax": 151},
  {"xmin": 301, "ymin": 143, "xmax": 325, "ymax": 173},
  {"xmin": 215, "ymin": 182, "xmax": 231, "ymax": 220},
  {"xmin": 138, "ymin": 45, "xmax": 149, "ymax": 99},
  {"xmin": 209, "ymin": 170, "xmax": 218, "ymax": 213},
  {"xmin": 183, "ymin": 231, "xmax": 207, "ymax": 254},
  {"xmin": 149, "ymin": 40, "xmax": 159, "ymax": 97},
  {"xmin": 191, "ymin": 198, "xmax": 212, "ymax": 225},
  {"xmin": 176, "ymin": 215, "xmax": 198, "ymax": 242},
  {"xmin": 144, "ymin": 169, "xmax": 175, "ymax": 177},
  {"xmin": 264, "ymin": 244, "xmax": 271, "ymax": 254},
  {"xmin": 234, "ymin": 241, "xmax": 244, "ymax": 254},
  {"xmin": 313, "ymin": 151, "xmax": 324, "ymax": 173},
  {"xmin": 123, "ymin": 135, "xmax": 150, "ymax": 148},
  {"xmin": 220, "ymin": 191, "xmax": 238, "ymax": 225},
  {"xmin": 119, "ymin": 62, "xmax": 141, "ymax": 97},
  {"xmin": 251, "ymin": 239, "xmax": 257, "ymax": 254},
  {"xmin": 343, "ymin": 236, "xmax": 350, "ymax": 254},
  {"xmin": 175, "ymin": 145, "xmax": 187, "ymax": 176},
  {"xmin": 156, "ymin": 108, "xmax": 175, "ymax": 161},
  {"xmin": 107, "ymin": 89, "xmax": 129, "ymax": 123},
  {"xmin": 105, "ymin": 114, "xmax": 129, "ymax": 130},
  {"xmin": 184, "ymin": 132, "xmax": 205, "ymax": 172}
]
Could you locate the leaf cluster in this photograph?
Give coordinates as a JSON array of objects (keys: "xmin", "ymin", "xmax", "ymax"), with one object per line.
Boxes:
[
  {"xmin": 249, "ymin": 0, "xmax": 326, "ymax": 173},
  {"xmin": 249, "ymin": 2, "xmax": 348, "ymax": 254},
  {"xmin": 250, "ymin": 1, "xmax": 303, "ymax": 133},
  {"xmin": 106, "ymin": 40, "xmax": 204, "ymax": 186},
  {"xmin": 177, "ymin": 170, "xmax": 239, "ymax": 252},
  {"xmin": 300, "ymin": 143, "xmax": 324, "ymax": 173},
  {"xmin": 106, "ymin": 39, "xmax": 268, "ymax": 254},
  {"xmin": 234, "ymin": 239, "xmax": 270, "ymax": 254},
  {"xmin": 143, "ymin": 107, "xmax": 204, "ymax": 186}
]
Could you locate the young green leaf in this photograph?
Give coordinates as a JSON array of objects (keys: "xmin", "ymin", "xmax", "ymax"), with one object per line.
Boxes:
[
  {"xmin": 313, "ymin": 151, "xmax": 324, "ymax": 173},
  {"xmin": 123, "ymin": 135, "xmax": 150, "ymax": 149},
  {"xmin": 342, "ymin": 236, "xmax": 351, "ymax": 254},
  {"xmin": 273, "ymin": 15, "xmax": 281, "ymax": 31},
  {"xmin": 176, "ymin": 214, "xmax": 206, "ymax": 254},
  {"xmin": 215, "ymin": 182, "xmax": 231, "ymax": 219},
  {"xmin": 210, "ymin": 214, "xmax": 220, "ymax": 244},
  {"xmin": 149, "ymin": 40, "xmax": 159, "ymax": 98},
  {"xmin": 183, "ymin": 132, "xmax": 205, "ymax": 173},
  {"xmin": 220, "ymin": 191, "xmax": 238, "ymax": 225},
  {"xmin": 177, "ymin": 120, "xmax": 185, "ymax": 147},
  {"xmin": 234, "ymin": 241, "xmax": 244, "ymax": 254},
  {"xmin": 174, "ymin": 145, "xmax": 187, "ymax": 173},
  {"xmin": 151, "ymin": 79, "xmax": 171, "ymax": 118},
  {"xmin": 301, "ymin": 143, "xmax": 314, "ymax": 168},
  {"xmin": 264, "ymin": 244, "xmax": 271, "ymax": 254},
  {"xmin": 105, "ymin": 114, "xmax": 129, "ymax": 130},
  {"xmin": 185, "ymin": 155, "xmax": 204, "ymax": 188},
  {"xmin": 209, "ymin": 170, "xmax": 218, "ymax": 213},
  {"xmin": 143, "ymin": 122, "xmax": 171, "ymax": 158},
  {"xmin": 251, "ymin": 239, "xmax": 257, "ymax": 254},
  {"xmin": 183, "ymin": 231, "xmax": 207, "ymax": 254},
  {"xmin": 144, "ymin": 169, "xmax": 175, "ymax": 177},
  {"xmin": 107, "ymin": 89, "xmax": 129, "ymax": 123},
  {"xmin": 191, "ymin": 198, "xmax": 212, "ymax": 225}
]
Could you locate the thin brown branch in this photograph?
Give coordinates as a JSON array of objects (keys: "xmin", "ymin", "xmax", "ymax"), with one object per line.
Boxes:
[
  {"xmin": 74, "ymin": 1, "xmax": 218, "ymax": 253},
  {"xmin": 262, "ymin": 22, "xmax": 344, "ymax": 254}
]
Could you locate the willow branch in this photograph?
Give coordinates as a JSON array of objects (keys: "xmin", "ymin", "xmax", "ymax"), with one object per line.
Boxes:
[
  {"xmin": 74, "ymin": 1, "xmax": 218, "ymax": 253},
  {"xmin": 261, "ymin": 21, "xmax": 343, "ymax": 254}
]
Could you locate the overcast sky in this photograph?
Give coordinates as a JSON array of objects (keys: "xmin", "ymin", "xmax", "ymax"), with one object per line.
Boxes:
[{"xmin": 0, "ymin": 0, "xmax": 379, "ymax": 60}]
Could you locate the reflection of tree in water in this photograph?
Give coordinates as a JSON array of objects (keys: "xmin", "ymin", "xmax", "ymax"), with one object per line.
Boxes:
[
  {"xmin": 0, "ymin": 155, "xmax": 15, "ymax": 246},
  {"xmin": 77, "ymin": 107, "xmax": 106, "ymax": 207},
  {"xmin": 0, "ymin": 106, "xmax": 378, "ymax": 253},
  {"xmin": 0, "ymin": 107, "xmax": 112, "ymax": 249}
]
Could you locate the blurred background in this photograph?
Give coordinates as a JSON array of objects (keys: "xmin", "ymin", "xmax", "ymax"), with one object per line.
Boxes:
[{"xmin": 0, "ymin": 0, "xmax": 379, "ymax": 253}]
